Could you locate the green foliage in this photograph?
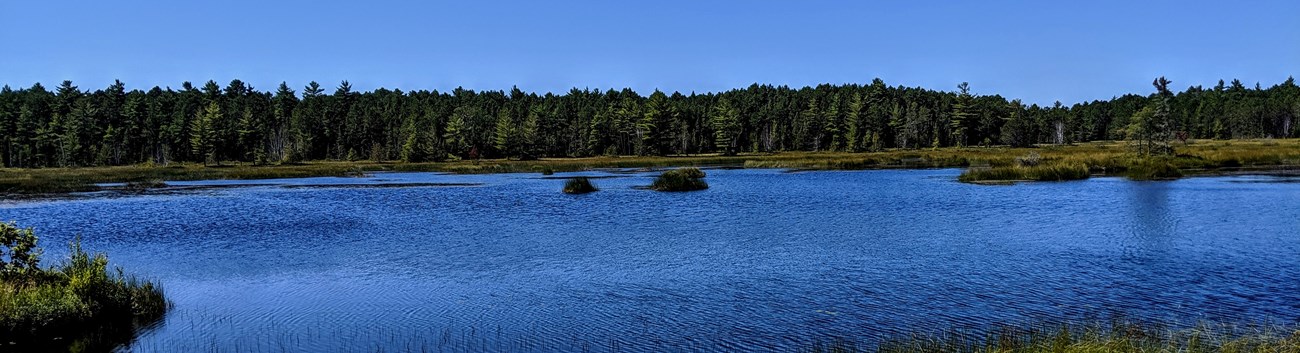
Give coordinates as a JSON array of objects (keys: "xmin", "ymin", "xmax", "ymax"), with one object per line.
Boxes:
[
  {"xmin": 709, "ymin": 99, "xmax": 741, "ymax": 155},
  {"xmin": 562, "ymin": 177, "xmax": 598, "ymax": 194},
  {"xmin": 1126, "ymin": 160, "xmax": 1184, "ymax": 180},
  {"xmin": 959, "ymin": 163, "xmax": 1090, "ymax": 183},
  {"xmin": 0, "ymin": 226, "xmax": 168, "ymax": 344},
  {"xmin": 1128, "ymin": 77, "xmax": 1177, "ymax": 157},
  {"xmin": 0, "ymin": 222, "xmax": 41, "ymax": 279},
  {"xmin": 2, "ymin": 77, "xmax": 1299, "ymax": 168},
  {"xmin": 650, "ymin": 167, "xmax": 709, "ymax": 191},
  {"xmin": 190, "ymin": 101, "xmax": 219, "ymax": 166}
]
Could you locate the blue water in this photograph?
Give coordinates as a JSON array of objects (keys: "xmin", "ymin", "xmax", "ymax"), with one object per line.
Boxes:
[{"xmin": 2, "ymin": 168, "xmax": 1299, "ymax": 352}]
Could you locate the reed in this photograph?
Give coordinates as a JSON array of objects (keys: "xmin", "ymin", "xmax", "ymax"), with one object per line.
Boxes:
[
  {"xmin": 562, "ymin": 177, "xmax": 598, "ymax": 194},
  {"xmin": 0, "ymin": 223, "xmax": 168, "ymax": 348},
  {"xmin": 650, "ymin": 167, "xmax": 709, "ymax": 191},
  {"xmin": 806, "ymin": 321, "xmax": 1300, "ymax": 353}
]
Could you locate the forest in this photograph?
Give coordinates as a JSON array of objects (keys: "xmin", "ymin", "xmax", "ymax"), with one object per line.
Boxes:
[{"xmin": 0, "ymin": 77, "xmax": 1296, "ymax": 168}]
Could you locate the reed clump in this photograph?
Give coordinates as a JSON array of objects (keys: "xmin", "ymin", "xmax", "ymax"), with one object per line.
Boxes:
[
  {"xmin": 0, "ymin": 222, "xmax": 168, "ymax": 345},
  {"xmin": 562, "ymin": 177, "xmax": 598, "ymax": 194},
  {"xmin": 651, "ymin": 167, "xmax": 709, "ymax": 191}
]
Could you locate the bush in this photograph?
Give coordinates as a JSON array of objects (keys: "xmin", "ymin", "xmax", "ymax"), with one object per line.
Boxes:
[
  {"xmin": 0, "ymin": 222, "xmax": 42, "ymax": 279},
  {"xmin": 562, "ymin": 177, "xmax": 598, "ymax": 194},
  {"xmin": 651, "ymin": 167, "xmax": 709, "ymax": 191}
]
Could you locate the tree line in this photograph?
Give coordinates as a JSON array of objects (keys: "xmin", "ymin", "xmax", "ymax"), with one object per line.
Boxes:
[{"xmin": 0, "ymin": 77, "xmax": 1295, "ymax": 168}]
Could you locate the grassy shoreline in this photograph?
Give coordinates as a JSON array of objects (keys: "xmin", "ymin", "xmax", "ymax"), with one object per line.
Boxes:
[
  {"xmin": 2, "ymin": 139, "xmax": 1298, "ymax": 195},
  {"xmin": 0, "ymin": 223, "xmax": 168, "ymax": 350}
]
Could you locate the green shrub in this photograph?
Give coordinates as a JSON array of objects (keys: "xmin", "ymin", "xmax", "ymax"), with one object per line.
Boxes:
[
  {"xmin": 0, "ymin": 222, "xmax": 42, "ymax": 280},
  {"xmin": 562, "ymin": 177, "xmax": 598, "ymax": 194},
  {"xmin": 651, "ymin": 167, "xmax": 709, "ymax": 191}
]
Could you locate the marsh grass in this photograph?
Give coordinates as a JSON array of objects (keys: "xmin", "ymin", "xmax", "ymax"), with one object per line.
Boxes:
[
  {"xmin": 806, "ymin": 321, "xmax": 1300, "ymax": 353},
  {"xmin": 3, "ymin": 139, "xmax": 1299, "ymax": 194},
  {"xmin": 0, "ymin": 228, "xmax": 168, "ymax": 348},
  {"xmin": 650, "ymin": 167, "xmax": 709, "ymax": 191},
  {"xmin": 958, "ymin": 164, "xmax": 1091, "ymax": 183},
  {"xmin": 562, "ymin": 177, "xmax": 598, "ymax": 194}
]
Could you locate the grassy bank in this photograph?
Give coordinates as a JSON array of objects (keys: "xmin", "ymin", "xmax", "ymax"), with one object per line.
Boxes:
[
  {"xmin": 3, "ymin": 139, "xmax": 1298, "ymax": 194},
  {"xmin": 0, "ymin": 223, "xmax": 167, "ymax": 349},
  {"xmin": 808, "ymin": 321, "xmax": 1300, "ymax": 353}
]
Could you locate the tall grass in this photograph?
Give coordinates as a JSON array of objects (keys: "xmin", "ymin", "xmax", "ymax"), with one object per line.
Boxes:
[
  {"xmin": 0, "ymin": 227, "xmax": 168, "ymax": 349},
  {"xmin": 959, "ymin": 163, "xmax": 1091, "ymax": 183},
  {"xmin": 806, "ymin": 321, "xmax": 1300, "ymax": 353},
  {"xmin": 562, "ymin": 177, "xmax": 598, "ymax": 194},
  {"xmin": 650, "ymin": 167, "xmax": 709, "ymax": 191}
]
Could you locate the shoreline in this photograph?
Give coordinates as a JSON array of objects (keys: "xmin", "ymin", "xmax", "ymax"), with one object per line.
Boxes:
[{"xmin": 3, "ymin": 139, "xmax": 1299, "ymax": 196}]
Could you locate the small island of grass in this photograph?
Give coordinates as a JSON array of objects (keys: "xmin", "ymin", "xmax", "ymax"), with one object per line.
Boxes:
[
  {"xmin": 651, "ymin": 168, "xmax": 709, "ymax": 192},
  {"xmin": 562, "ymin": 177, "xmax": 598, "ymax": 194},
  {"xmin": 0, "ymin": 222, "xmax": 168, "ymax": 348}
]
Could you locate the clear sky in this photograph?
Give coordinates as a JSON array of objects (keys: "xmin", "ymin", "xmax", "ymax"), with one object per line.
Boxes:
[{"xmin": 2, "ymin": 0, "xmax": 1296, "ymax": 104}]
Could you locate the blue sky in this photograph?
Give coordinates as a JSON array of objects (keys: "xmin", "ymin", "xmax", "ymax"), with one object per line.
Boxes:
[{"xmin": 2, "ymin": 1, "xmax": 1296, "ymax": 104}]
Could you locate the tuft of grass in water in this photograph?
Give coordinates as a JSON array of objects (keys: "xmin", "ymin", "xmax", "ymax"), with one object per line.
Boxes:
[
  {"xmin": 562, "ymin": 177, "xmax": 598, "ymax": 194},
  {"xmin": 650, "ymin": 167, "xmax": 709, "ymax": 191},
  {"xmin": 0, "ymin": 223, "xmax": 168, "ymax": 348}
]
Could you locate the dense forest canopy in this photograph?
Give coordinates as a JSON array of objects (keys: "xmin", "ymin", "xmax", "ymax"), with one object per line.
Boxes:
[{"xmin": 0, "ymin": 77, "xmax": 1296, "ymax": 168}]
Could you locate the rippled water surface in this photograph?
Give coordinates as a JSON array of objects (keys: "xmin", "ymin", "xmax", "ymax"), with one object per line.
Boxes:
[{"xmin": 3, "ymin": 168, "xmax": 1299, "ymax": 352}]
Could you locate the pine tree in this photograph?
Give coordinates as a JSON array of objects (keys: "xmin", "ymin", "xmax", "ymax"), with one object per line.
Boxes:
[
  {"xmin": 845, "ymin": 93, "xmax": 865, "ymax": 152},
  {"xmin": 638, "ymin": 90, "xmax": 671, "ymax": 156},
  {"xmin": 709, "ymin": 99, "xmax": 741, "ymax": 155},
  {"xmin": 191, "ymin": 102, "xmax": 220, "ymax": 166},
  {"xmin": 1129, "ymin": 77, "xmax": 1175, "ymax": 156},
  {"xmin": 950, "ymin": 82, "xmax": 976, "ymax": 147},
  {"xmin": 493, "ymin": 109, "xmax": 516, "ymax": 158}
]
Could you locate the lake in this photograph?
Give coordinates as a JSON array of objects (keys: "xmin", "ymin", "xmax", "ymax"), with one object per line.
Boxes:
[{"xmin": 3, "ymin": 168, "xmax": 1299, "ymax": 352}]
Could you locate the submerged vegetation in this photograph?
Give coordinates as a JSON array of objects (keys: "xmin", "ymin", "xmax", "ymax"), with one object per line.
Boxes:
[
  {"xmin": 562, "ymin": 177, "xmax": 597, "ymax": 194},
  {"xmin": 651, "ymin": 167, "xmax": 709, "ymax": 191},
  {"xmin": 800, "ymin": 321, "xmax": 1300, "ymax": 353},
  {"xmin": 806, "ymin": 321, "xmax": 1300, "ymax": 353},
  {"xmin": 0, "ymin": 222, "xmax": 167, "ymax": 347}
]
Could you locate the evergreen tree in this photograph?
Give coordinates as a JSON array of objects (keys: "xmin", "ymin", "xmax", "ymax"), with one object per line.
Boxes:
[
  {"xmin": 950, "ymin": 82, "xmax": 976, "ymax": 147},
  {"xmin": 191, "ymin": 102, "xmax": 220, "ymax": 166},
  {"xmin": 709, "ymin": 99, "xmax": 741, "ymax": 155}
]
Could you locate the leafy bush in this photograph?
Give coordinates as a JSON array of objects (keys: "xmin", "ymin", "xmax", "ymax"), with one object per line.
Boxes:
[
  {"xmin": 651, "ymin": 167, "xmax": 709, "ymax": 191},
  {"xmin": 562, "ymin": 177, "xmax": 598, "ymax": 194},
  {"xmin": 0, "ymin": 222, "xmax": 42, "ymax": 279}
]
